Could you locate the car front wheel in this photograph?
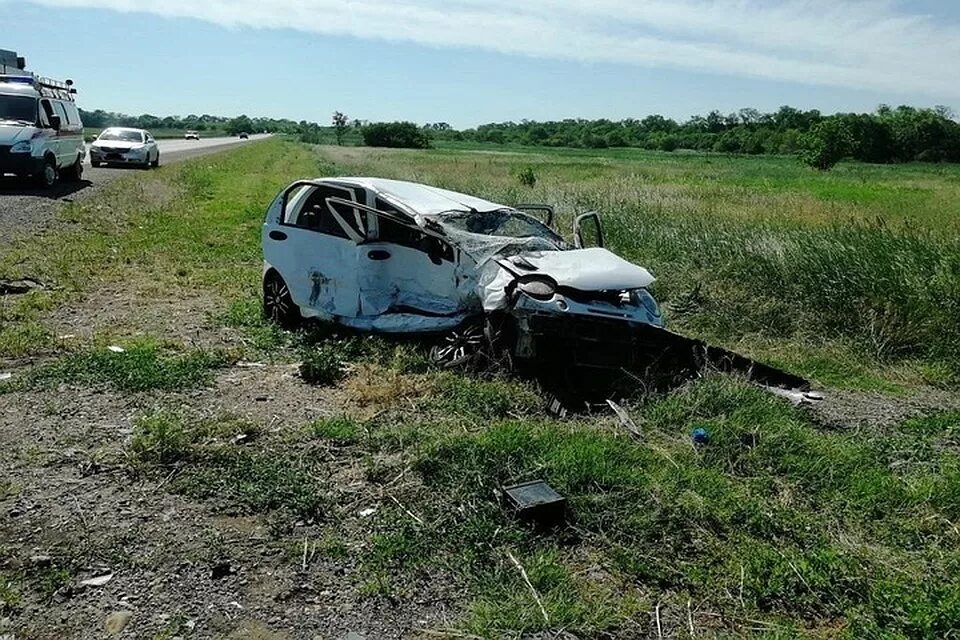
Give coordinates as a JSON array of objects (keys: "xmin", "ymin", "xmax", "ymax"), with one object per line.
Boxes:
[
  {"xmin": 34, "ymin": 157, "xmax": 57, "ymax": 188},
  {"xmin": 263, "ymin": 271, "xmax": 300, "ymax": 328},
  {"xmin": 151, "ymin": 153, "xmax": 160, "ymax": 168}
]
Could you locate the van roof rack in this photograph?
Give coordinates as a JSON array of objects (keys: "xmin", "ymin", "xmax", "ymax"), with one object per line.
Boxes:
[{"xmin": 0, "ymin": 50, "xmax": 77, "ymax": 101}]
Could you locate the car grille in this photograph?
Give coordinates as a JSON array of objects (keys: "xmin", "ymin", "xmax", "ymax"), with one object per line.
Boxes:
[{"xmin": 99, "ymin": 147, "xmax": 128, "ymax": 154}]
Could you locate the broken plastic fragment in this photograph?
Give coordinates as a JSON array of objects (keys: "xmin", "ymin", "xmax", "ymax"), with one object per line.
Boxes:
[
  {"xmin": 359, "ymin": 507, "xmax": 377, "ymax": 518},
  {"xmin": 80, "ymin": 572, "xmax": 114, "ymax": 587},
  {"xmin": 107, "ymin": 345, "xmax": 125, "ymax": 353}
]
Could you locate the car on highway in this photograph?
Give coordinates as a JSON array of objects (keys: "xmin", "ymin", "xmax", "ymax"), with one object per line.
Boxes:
[
  {"xmin": 89, "ymin": 127, "xmax": 159, "ymax": 168},
  {"xmin": 0, "ymin": 72, "xmax": 85, "ymax": 187},
  {"xmin": 184, "ymin": 130, "xmax": 199, "ymax": 140}
]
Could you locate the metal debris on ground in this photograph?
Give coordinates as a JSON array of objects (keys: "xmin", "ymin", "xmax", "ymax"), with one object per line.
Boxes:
[
  {"xmin": 0, "ymin": 373, "xmax": 12, "ymax": 382},
  {"xmin": 107, "ymin": 345, "xmax": 125, "ymax": 353},
  {"xmin": 607, "ymin": 399, "xmax": 641, "ymax": 438},
  {"xmin": 502, "ymin": 480, "xmax": 567, "ymax": 527}
]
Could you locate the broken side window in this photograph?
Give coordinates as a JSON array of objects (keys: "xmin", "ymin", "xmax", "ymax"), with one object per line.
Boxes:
[{"xmin": 295, "ymin": 186, "xmax": 366, "ymax": 240}]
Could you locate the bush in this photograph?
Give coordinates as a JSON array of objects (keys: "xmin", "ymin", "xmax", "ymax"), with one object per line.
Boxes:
[
  {"xmin": 361, "ymin": 122, "xmax": 432, "ymax": 149},
  {"xmin": 802, "ymin": 118, "xmax": 854, "ymax": 170},
  {"xmin": 517, "ymin": 166, "xmax": 537, "ymax": 188}
]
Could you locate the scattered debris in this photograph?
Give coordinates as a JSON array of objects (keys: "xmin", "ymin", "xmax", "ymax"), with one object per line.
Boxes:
[
  {"xmin": 104, "ymin": 610, "xmax": 132, "ymax": 635},
  {"xmin": 106, "ymin": 345, "xmax": 125, "ymax": 353},
  {"xmin": 764, "ymin": 385, "xmax": 826, "ymax": 407},
  {"xmin": 58, "ymin": 334, "xmax": 76, "ymax": 340},
  {"xmin": 0, "ymin": 373, "xmax": 12, "ymax": 382},
  {"xmin": 607, "ymin": 399, "xmax": 641, "ymax": 438},
  {"xmin": 235, "ymin": 360, "xmax": 266, "ymax": 368},
  {"xmin": 0, "ymin": 277, "xmax": 44, "ymax": 295},
  {"xmin": 692, "ymin": 427, "xmax": 710, "ymax": 445},
  {"xmin": 358, "ymin": 507, "xmax": 377, "ymax": 518},
  {"xmin": 80, "ymin": 572, "xmax": 114, "ymax": 587},
  {"xmin": 502, "ymin": 480, "xmax": 567, "ymax": 527}
]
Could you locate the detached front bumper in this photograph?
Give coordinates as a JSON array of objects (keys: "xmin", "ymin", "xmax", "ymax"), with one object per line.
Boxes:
[
  {"xmin": 0, "ymin": 148, "xmax": 44, "ymax": 176},
  {"xmin": 511, "ymin": 310, "xmax": 809, "ymax": 398}
]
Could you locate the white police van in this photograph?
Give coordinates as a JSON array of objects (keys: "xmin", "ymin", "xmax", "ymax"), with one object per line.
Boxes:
[{"xmin": 0, "ymin": 49, "xmax": 85, "ymax": 187}]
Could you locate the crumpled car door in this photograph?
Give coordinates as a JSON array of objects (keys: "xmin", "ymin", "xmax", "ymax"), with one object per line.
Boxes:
[
  {"xmin": 264, "ymin": 184, "xmax": 362, "ymax": 319},
  {"xmin": 358, "ymin": 213, "xmax": 463, "ymax": 319}
]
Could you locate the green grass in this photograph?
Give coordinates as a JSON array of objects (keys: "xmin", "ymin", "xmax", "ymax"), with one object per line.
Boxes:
[
  {"xmin": 130, "ymin": 410, "xmax": 326, "ymax": 519},
  {"xmin": 21, "ymin": 340, "xmax": 227, "ymax": 393},
  {"xmin": 332, "ymin": 372, "xmax": 960, "ymax": 637}
]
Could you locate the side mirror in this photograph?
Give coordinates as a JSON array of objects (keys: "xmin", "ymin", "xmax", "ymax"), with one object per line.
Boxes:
[
  {"xmin": 49, "ymin": 115, "xmax": 62, "ymax": 131},
  {"xmin": 573, "ymin": 212, "xmax": 605, "ymax": 249}
]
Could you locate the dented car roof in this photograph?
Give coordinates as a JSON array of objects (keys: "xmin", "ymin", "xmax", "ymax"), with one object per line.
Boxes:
[{"xmin": 331, "ymin": 177, "xmax": 505, "ymax": 216}]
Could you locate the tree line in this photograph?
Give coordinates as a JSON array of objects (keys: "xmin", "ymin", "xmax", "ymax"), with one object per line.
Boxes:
[
  {"xmin": 81, "ymin": 104, "xmax": 960, "ymax": 170},
  {"xmin": 447, "ymin": 105, "xmax": 960, "ymax": 168},
  {"xmin": 78, "ymin": 109, "xmax": 303, "ymax": 135}
]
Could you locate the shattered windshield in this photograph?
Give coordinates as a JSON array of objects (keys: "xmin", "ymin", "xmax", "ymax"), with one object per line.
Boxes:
[
  {"xmin": 437, "ymin": 209, "xmax": 566, "ymax": 246},
  {"xmin": 0, "ymin": 95, "xmax": 37, "ymax": 124}
]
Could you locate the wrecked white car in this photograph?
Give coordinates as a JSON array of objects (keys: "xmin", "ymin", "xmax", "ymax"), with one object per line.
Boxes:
[{"xmin": 262, "ymin": 177, "xmax": 808, "ymax": 397}]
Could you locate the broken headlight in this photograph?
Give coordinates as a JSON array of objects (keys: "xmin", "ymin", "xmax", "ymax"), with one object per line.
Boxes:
[
  {"xmin": 634, "ymin": 289, "xmax": 662, "ymax": 318},
  {"xmin": 517, "ymin": 276, "xmax": 557, "ymax": 301}
]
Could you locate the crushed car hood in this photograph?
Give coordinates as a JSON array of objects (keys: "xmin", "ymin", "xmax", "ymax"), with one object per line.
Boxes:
[{"xmin": 515, "ymin": 248, "xmax": 655, "ymax": 290}]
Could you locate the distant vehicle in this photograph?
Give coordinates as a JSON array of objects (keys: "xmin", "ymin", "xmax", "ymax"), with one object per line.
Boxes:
[
  {"xmin": 239, "ymin": 132, "xmax": 249, "ymax": 139},
  {"xmin": 89, "ymin": 127, "xmax": 159, "ymax": 168},
  {"xmin": 0, "ymin": 51, "xmax": 85, "ymax": 187},
  {"xmin": 184, "ymin": 130, "xmax": 200, "ymax": 140}
]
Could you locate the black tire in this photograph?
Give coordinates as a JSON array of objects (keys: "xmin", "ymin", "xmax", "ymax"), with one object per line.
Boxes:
[
  {"xmin": 263, "ymin": 271, "xmax": 300, "ymax": 328},
  {"xmin": 63, "ymin": 155, "xmax": 83, "ymax": 182},
  {"xmin": 34, "ymin": 157, "xmax": 57, "ymax": 188},
  {"xmin": 91, "ymin": 160, "xmax": 101, "ymax": 168},
  {"xmin": 151, "ymin": 153, "xmax": 160, "ymax": 168}
]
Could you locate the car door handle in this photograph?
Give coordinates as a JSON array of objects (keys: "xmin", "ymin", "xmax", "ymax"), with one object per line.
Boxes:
[
  {"xmin": 269, "ymin": 230, "xmax": 287, "ymax": 241},
  {"xmin": 367, "ymin": 250, "xmax": 391, "ymax": 261}
]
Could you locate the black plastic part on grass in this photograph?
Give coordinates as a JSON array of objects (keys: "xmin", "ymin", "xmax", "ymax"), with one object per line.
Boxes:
[{"xmin": 501, "ymin": 480, "xmax": 567, "ymax": 528}]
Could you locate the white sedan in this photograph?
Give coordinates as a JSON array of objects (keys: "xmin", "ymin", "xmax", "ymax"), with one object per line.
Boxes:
[{"xmin": 89, "ymin": 127, "xmax": 159, "ymax": 168}]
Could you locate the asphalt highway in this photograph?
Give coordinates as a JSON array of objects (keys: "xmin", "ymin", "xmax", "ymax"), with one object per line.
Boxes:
[{"xmin": 0, "ymin": 134, "xmax": 271, "ymax": 245}]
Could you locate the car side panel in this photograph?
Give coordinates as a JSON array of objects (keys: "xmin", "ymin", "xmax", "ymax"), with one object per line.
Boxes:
[{"xmin": 357, "ymin": 242, "xmax": 462, "ymax": 317}]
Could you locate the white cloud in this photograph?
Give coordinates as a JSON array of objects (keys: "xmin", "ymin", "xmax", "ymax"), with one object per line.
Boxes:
[{"xmin": 23, "ymin": 0, "xmax": 960, "ymax": 100}]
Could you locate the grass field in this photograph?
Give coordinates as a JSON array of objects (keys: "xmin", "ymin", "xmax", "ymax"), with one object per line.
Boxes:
[{"xmin": 1, "ymin": 139, "xmax": 959, "ymax": 638}]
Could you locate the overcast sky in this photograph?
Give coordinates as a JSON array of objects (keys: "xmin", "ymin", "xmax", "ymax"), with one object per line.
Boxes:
[{"xmin": 4, "ymin": 0, "xmax": 959, "ymax": 126}]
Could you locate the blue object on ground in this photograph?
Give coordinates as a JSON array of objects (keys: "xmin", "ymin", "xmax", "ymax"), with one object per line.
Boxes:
[{"xmin": 692, "ymin": 427, "xmax": 710, "ymax": 445}]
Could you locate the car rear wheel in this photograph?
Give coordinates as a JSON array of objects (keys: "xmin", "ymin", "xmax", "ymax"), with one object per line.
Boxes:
[
  {"xmin": 34, "ymin": 157, "xmax": 57, "ymax": 188},
  {"xmin": 263, "ymin": 271, "xmax": 300, "ymax": 328},
  {"xmin": 63, "ymin": 155, "xmax": 83, "ymax": 182}
]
